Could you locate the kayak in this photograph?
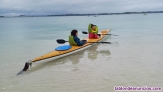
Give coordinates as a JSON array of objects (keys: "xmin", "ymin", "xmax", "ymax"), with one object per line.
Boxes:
[
  {"xmin": 17, "ymin": 29, "xmax": 111, "ymax": 75},
  {"xmin": 31, "ymin": 29, "xmax": 110, "ymax": 62}
]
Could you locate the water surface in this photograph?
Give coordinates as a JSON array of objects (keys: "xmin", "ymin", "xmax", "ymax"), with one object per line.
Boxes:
[{"xmin": 0, "ymin": 14, "xmax": 163, "ymax": 92}]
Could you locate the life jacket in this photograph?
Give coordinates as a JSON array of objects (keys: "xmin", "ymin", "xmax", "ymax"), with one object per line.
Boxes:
[
  {"xmin": 69, "ymin": 35, "xmax": 77, "ymax": 46},
  {"xmin": 88, "ymin": 23, "xmax": 98, "ymax": 34}
]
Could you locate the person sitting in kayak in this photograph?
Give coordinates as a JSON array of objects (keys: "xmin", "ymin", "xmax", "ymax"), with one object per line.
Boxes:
[
  {"xmin": 69, "ymin": 29, "xmax": 87, "ymax": 46},
  {"xmin": 88, "ymin": 23, "xmax": 99, "ymax": 39}
]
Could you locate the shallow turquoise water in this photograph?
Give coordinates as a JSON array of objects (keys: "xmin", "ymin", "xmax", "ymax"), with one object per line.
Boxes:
[{"xmin": 0, "ymin": 14, "xmax": 163, "ymax": 92}]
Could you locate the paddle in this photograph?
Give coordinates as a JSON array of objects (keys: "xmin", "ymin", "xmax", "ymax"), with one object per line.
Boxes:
[
  {"xmin": 56, "ymin": 39, "xmax": 112, "ymax": 44},
  {"xmin": 82, "ymin": 31, "xmax": 118, "ymax": 36}
]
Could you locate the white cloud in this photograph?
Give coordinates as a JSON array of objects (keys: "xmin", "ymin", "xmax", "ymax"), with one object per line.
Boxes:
[{"xmin": 1, "ymin": 12, "xmax": 24, "ymax": 16}]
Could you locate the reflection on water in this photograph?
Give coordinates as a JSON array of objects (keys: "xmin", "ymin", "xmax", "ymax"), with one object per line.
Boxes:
[
  {"xmin": 69, "ymin": 55, "xmax": 82, "ymax": 65},
  {"xmin": 68, "ymin": 44, "xmax": 111, "ymax": 64},
  {"xmin": 27, "ymin": 44, "xmax": 111, "ymax": 73},
  {"xmin": 68, "ymin": 37, "xmax": 112, "ymax": 64},
  {"xmin": 1, "ymin": 14, "xmax": 163, "ymax": 92},
  {"xmin": 88, "ymin": 45, "xmax": 99, "ymax": 60},
  {"xmin": 88, "ymin": 44, "xmax": 111, "ymax": 60}
]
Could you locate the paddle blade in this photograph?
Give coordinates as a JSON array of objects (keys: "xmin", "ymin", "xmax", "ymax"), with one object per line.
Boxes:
[
  {"xmin": 88, "ymin": 42, "xmax": 112, "ymax": 44},
  {"xmin": 104, "ymin": 34, "xmax": 119, "ymax": 36},
  {"xmin": 22, "ymin": 62, "xmax": 30, "ymax": 71},
  {"xmin": 17, "ymin": 62, "xmax": 31, "ymax": 75},
  {"xmin": 100, "ymin": 42, "xmax": 112, "ymax": 44},
  {"xmin": 95, "ymin": 42, "xmax": 112, "ymax": 44},
  {"xmin": 56, "ymin": 39, "xmax": 67, "ymax": 44},
  {"xmin": 82, "ymin": 31, "xmax": 88, "ymax": 34}
]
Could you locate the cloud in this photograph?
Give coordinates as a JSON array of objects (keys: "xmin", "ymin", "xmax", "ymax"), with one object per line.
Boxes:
[
  {"xmin": 122, "ymin": 0, "xmax": 163, "ymax": 11},
  {"xmin": 0, "ymin": 0, "xmax": 163, "ymax": 16}
]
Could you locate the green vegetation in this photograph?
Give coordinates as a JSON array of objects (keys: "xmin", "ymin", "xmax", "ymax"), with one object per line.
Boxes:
[{"xmin": 1, "ymin": 11, "xmax": 163, "ymax": 18}]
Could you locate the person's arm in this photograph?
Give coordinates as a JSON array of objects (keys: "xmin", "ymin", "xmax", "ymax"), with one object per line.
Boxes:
[{"xmin": 74, "ymin": 36, "xmax": 85, "ymax": 46}]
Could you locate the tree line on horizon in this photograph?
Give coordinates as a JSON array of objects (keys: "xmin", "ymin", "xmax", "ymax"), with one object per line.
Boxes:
[{"xmin": 0, "ymin": 11, "xmax": 163, "ymax": 17}]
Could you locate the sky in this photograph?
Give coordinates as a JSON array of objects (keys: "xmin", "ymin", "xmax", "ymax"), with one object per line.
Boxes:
[{"xmin": 0, "ymin": 0, "xmax": 163, "ymax": 16}]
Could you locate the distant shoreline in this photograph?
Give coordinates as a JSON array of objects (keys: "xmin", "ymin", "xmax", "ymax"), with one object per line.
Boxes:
[{"xmin": 0, "ymin": 11, "xmax": 163, "ymax": 18}]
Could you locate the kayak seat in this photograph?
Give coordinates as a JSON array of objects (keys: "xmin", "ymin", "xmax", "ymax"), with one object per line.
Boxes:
[{"xmin": 69, "ymin": 35, "xmax": 78, "ymax": 46}]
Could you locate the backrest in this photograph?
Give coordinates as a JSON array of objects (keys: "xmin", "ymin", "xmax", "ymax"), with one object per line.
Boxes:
[
  {"xmin": 88, "ymin": 23, "xmax": 92, "ymax": 33},
  {"xmin": 88, "ymin": 23, "xmax": 98, "ymax": 33},
  {"xmin": 95, "ymin": 26, "xmax": 98, "ymax": 34},
  {"xmin": 69, "ymin": 35, "xmax": 77, "ymax": 46}
]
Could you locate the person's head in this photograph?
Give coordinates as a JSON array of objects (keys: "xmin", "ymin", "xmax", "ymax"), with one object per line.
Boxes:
[
  {"xmin": 71, "ymin": 29, "xmax": 78, "ymax": 36},
  {"xmin": 91, "ymin": 24, "xmax": 96, "ymax": 31}
]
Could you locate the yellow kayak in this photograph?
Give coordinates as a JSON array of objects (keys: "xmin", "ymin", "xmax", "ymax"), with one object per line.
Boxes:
[
  {"xmin": 17, "ymin": 29, "xmax": 110, "ymax": 75},
  {"xmin": 32, "ymin": 30, "xmax": 110, "ymax": 62}
]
